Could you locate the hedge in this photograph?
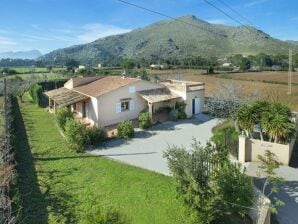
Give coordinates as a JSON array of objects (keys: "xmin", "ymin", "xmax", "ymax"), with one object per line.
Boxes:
[{"xmin": 29, "ymin": 83, "xmax": 42, "ymax": 106}]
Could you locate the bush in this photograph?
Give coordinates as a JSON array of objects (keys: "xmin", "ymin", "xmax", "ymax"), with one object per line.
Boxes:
[
  {"xmin": 138, "ymin": 112, "xmax": 151, "ymax": 129},
  {"xmin": 117, "ymin": 120, "xmax": 134, "ymax": 138},
  {"xmin": 211, "ymin": 124, "xmax": 239, "ymax": 158},
  {"xmin": 169, "ymin": 109, "xmax": 178, "ymax": 121},
  {"xmin": 178, "ymin": 111, "xmax": 187, "ymax": 119},
  {"xmin": 29, "ymin": 83, "xmax": 43, "ymax": 106},
  {"xmin": 86, "ymin": 127, "xmax": 105, "ymax": 145},
  {"xmin": 64, "ymin": 118, "xmax": 89, "ymax": 152},
  {"xmin": 175, "ymin": 101, "xmax": 187, "ymax": 119},
  {"xmin": 82, "ymin": 206, "xmax": 129, "ymax": 224},
  {"xmin": 56, "ymin": 107, "xmax": 73, "ymax": 130}
]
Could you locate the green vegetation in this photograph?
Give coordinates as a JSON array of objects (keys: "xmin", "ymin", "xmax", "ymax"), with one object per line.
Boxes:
[
  {"xmin": 29, "ymin": 83, "xmax": 42, "ymax": 106},
  {"xmin": 237, "ymin": 101, "xmax": 296, "ymax": 143},
  {"xmin": 117, "ymin": 120, "xmax": 134, "ymax": 138},
  {"xmin": 56, "ymin": 107, "xmax": 73, "ymax": 131},
  {"xmin": 211, "ymin": 122, "xmax": 239, "ymax": 158},
  {"xmin": 258, "ymin": 150, "xmax": 285, "ymax": 214},
  {"xmin": 64, "ymin": 118, "xmax": 89, "ymax": 152},
  {"xmin": 138, "ymin": 112, "xmax": 151, "ymax": 129},
  {"xmin": 164, "ymin": 140, "xmax": 253, "ymax": 223},
  {"xmin": 39, "ymin": 15, "xmax": 298, "ymax": 66},
  {"xmin": 14, "ymin": 96, "xmax": 194, "ymax": 223},
  {"xmin": 175, "ymin": 101, "xmax": 187, "ymax": 119},
  {"xmin": 169, "ymin": 109, "xmax": 178, "ymax": 121}
]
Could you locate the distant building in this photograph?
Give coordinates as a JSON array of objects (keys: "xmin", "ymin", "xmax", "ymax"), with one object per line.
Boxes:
[
  {"xmin": 98, "ymin": 64, "xmax": 102, "ymax": 68},
  {"xmin": 78, "ymin": 65, "xmax": 85, "ymax": 69},
  {"xmin": 222, "ymin": 62, "xmax": 233, "ymax": 67},
  {"xmin": 150, "ymin": 64, "xmax": 164, "ymax": 69}
]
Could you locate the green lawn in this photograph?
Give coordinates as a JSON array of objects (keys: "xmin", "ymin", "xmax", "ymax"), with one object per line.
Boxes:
[{"xmin": 14, "ymin": 97, "xmax": 193, "ymax": 224}]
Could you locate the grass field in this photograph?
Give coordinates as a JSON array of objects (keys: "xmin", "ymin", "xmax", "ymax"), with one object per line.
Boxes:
[
  {"xmin": 7, "ymin": 73, "xmax": 67, "ymax": 80},
  {"xmin": 14, "ymin": 96, "xmax": 195, "ymax": 224},
  {"xmin": 1, "ymin": 67, "xmax": 65, "ymax": 73},
  {"xmin": 148, "ymin": 69, "xmax": 298, "ymax": 111},
  {"xmin": 216, "ymin": 71, "xmax": 298, "ymax": 85}
]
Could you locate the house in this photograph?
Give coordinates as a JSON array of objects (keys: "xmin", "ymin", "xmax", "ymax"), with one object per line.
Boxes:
[
  {"xmin": 222, "ymin": 62, "xmax": 233, "ymax": 67},
  {"xmin": 150, "ymin": 64, "xmax": 164, "ymax": 69},
  {"xmin": 44, "ymin": 76, "xmax": 205, "ymax": 127}
]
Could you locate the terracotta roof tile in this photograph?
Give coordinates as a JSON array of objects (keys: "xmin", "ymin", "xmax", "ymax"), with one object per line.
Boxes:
[{"xmin": 73, "ymin": 76, "xmax": 140, "ymax": 97}]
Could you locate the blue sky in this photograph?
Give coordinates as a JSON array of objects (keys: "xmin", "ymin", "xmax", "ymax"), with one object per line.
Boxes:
[{"xmin": 1, "ymin": 0, "xmax": 298, "ymax": 54}]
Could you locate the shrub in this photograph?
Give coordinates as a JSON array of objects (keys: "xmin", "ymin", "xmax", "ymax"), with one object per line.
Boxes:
[
  {"xmin": 175, "ymin": 101, "xmax": 187, "ymax": 119},
  {"xmin": 64, "ymin": 118, "xmax": 89, "ymax": 152},
  {"xmin": 117, "ymin": 120, "xmax": 134, "ymax": 138},
  {"xmin": 82, "ymin": 206, "xmax": 129, "ymax": 224},
  {"xmin": 29, "ymin": 83, "xmax": 43, "ymax": 106},
  {"xmin": 56, "ymin": 107, "xmax": 73, "ymax": 130},
  {"xmin": 138, "ymin": 112, "xmax": 151, "ymax": 129},
  {"xmin": 169, "ymin": 109, "xmax": 178, "ymax": 121},
  {"xmin": 211, "ymin": 124, "xmax": 239, "ymax": 158},
  {"xmin": 86, "ymin": 127, "xmax": 105, "ymax": 145}
]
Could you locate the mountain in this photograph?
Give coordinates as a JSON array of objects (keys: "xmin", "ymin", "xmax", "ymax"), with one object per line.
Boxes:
[
  {"xmin": 0, "ymin": 50, "xmax": 42, "ymax": 59},
  {"xmin": 286, "ymin": 40, "xmax": 298, "ymax": 45},
  {"xmin": 40, "ymin": 15, "xmax": 298, "ymax": 65}
]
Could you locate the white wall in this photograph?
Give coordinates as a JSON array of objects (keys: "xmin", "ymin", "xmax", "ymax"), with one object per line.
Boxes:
[
  {"xmin": 185, "ymin": 90, "xmax": 205, "ymax": 118},
  {"xmin": 96, "ymin": 80, "xmax": 160, "ymax": 127}
]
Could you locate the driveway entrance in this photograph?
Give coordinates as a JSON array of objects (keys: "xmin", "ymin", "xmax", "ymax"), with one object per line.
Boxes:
[{"xmin": 88, "ymin": 114, "xmax": 220, "ymax": 175}]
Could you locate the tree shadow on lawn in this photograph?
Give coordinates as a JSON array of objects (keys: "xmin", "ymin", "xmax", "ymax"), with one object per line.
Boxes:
[
  {"xmin": 13, "ymin": 100, "xmax": 76, "ymax": 223},
  {"xmin": 289, "ymin": 135, "xmax": 298, "ymax": 168}
]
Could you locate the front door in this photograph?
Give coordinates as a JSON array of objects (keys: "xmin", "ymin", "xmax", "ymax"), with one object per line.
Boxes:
[{"xmin": 192, "ymin": 98, "xmax": 200, "ymax": 115}]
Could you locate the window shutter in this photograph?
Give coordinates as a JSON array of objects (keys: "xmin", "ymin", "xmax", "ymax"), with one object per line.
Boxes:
[
  {"xmin": 129, "ymin": 100, "xmax": 135, "ymax": 111},
  {"xmin": 116, "ymin": 102, "xmax": 121, "ymax": 113}
]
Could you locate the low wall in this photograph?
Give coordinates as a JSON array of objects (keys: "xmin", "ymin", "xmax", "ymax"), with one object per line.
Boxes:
[
  {"xmin": 239, "ymin": 136, "xmax": 295, "ymax": 165},
  {"xmin": 249, "ymin": 187, "xmax": 271, "ymax": 224}
]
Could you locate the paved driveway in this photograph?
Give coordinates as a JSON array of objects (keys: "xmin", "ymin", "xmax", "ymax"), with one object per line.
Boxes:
[
  {"xmin": 245, "ymin": 162, "xmax": 298, "ymax": 224},
  {"xmin": 88, "ymin": 114, "xmax": 220, "ymax": 175}
]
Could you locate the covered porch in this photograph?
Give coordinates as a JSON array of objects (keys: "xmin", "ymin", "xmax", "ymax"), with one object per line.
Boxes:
[
  {"xmin": 137, "ymin": 88, "xmax": 181, "ymax": 123},
  {"xmin": 44, "ymin": 87, "xmax": 92, "ymax": 126}
]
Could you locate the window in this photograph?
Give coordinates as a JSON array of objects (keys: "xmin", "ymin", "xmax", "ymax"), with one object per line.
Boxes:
[{"xmin": 121, "ymin": 101, "xmax": 130, "ymax": 111}]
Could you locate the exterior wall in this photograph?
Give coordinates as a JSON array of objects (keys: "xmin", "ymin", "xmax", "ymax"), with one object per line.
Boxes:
[
  {"xmin": 85, "ymin": 97, "xmax": 98, "ymax": 126},
  {"xmin": 239, "ymin": 137, "xmax": 295, "ymax": 165},
  {"xmin": 185, "ymin": 90, "xmax": 205, "ymax": 118},
  {"xmin": 96, "ymin": 80, "xmax": 160, "ymax": 127},
  {"xmin": 152, "ymin": 100, "xmax": 177, "ymax": 113}
]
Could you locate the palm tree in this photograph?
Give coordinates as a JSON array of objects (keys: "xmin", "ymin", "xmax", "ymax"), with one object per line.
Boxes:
[{"xmin": 236, "ymin": 104, "xmax": 255, "ymax": 138}]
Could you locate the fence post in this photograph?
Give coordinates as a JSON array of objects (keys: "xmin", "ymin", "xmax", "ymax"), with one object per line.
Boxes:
[{"xmin": 238, "ymin": 132, "xmax": 247, "ymax": 163}]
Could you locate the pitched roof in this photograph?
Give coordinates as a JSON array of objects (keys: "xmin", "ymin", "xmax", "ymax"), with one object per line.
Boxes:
[{"xmin": 73, "ymin": 76, "xmax": 140, "ymax": 97}]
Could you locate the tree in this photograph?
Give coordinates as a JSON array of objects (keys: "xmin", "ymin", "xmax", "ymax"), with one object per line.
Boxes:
[
  {"xmin": 164, "ymin": 140, "xmax": 253, "ymax": 223},
  {"xmin": 236, "ymin": 104, "xmax": 256, "ymax": 138},
  {"xmin": 240, "ymin": 58, "xmax": 251, "ymax": 71},
  {"xmin": 65, "ymin": 59, "xmax": 79, "ymax": 71},
  {"xmin": 257, "ymin": 151, "xmax": 285, "ymax": 214},
  {"xmin": 121, "ymin": 59, "xmax": 135, "ymax": 70}
]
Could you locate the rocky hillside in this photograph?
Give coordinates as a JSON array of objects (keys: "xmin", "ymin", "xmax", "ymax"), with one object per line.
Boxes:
[{"xmin": 40, "ymin": 15, "xmax": 298, "ymax": 65}]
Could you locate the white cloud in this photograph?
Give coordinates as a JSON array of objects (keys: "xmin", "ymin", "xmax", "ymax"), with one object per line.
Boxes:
[
  {"xmin": 244, "ymin": 0, "xmax": 268, "ymax": 7},
  {"xmin": 0, "ymin": 36, "xmax": 17, "ymax": 45},
  {"xmin": 77, "ymin": 23, "xmax": 131, "ymax": 43},
  {"xmin": 206, "ymin": 19, "xmax": 228, "ymax": 25}
]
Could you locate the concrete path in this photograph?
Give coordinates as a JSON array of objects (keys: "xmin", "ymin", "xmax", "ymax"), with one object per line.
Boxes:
[
  {"xmin": 244, "ymin": 162, "xmax": 298, "ymax": 224},
  {"xmin": 88, "ymin": 114, "xmax": 220, "ymax": 175}
]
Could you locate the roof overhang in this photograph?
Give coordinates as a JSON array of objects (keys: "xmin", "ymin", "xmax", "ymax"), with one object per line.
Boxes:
[
  {"xmin": 44, "ymin": 87, "xmax": 89, "ymax": 108},
  {"xmin": 137, "ymin": 88, "xmax": 181, "ymax": 104}
]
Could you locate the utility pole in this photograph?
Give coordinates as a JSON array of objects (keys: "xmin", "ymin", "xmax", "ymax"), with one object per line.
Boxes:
[{"xmin": 288, "ymin": 49, "xmax": 292, "ymax": 95}]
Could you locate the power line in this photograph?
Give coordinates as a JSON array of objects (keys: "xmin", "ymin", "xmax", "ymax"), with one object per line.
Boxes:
[
  {"xmin": 203, "ymin": 0, "xmax": 245, "ymax": 26},
  {"xmin": 215, "ymin": 0, "xmax": 257, "ymax": 28},
  {"xmin": 202, "ymin": 0, "xmax": 264, "ymax": 37},
  {"xmin": 116, "ymin": 0, "xmax": 227, "ymax": 37}
]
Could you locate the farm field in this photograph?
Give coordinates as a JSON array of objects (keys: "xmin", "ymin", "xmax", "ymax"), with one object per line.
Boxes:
[
  {"xmin": 13, "ymin": 95, "xmax": 195, "ymax": 224},
  {"xmin": 216, "ymin": 71, "xmax": 298, "ymax": 85},
  {"xmin": 0, "ymin": 66, "xmax": 66, "ymax": 73},
  {"xmin": 6, "ymin": 72, "xmax": 67, "ymax": 80},
  {"xmin": 148, "ymin": 69, "xmax": 298, "ymax": 111}
]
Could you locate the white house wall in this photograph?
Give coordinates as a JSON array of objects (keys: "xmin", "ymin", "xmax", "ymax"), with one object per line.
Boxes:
[
  {"xmin": 96, "ymin": 80, "xmax": 161, "ymax": 127},
  {"xmin": 185, "ymin": 90, "xmax": 205, "ymax": 118}
]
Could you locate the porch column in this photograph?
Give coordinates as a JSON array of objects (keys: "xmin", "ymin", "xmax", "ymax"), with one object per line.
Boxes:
[
  {"xmin": 53, "ymin": 101, "xmax": 56, "ymax": 113},
  {"xmin": 48, "ymin": 97, "xmax": 51, "ymax": 108},
  {"xmin": 148, "ymin": 102, "xmax": 153, "ymax": 119}
]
